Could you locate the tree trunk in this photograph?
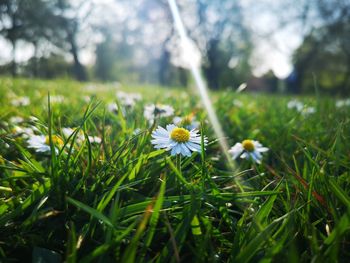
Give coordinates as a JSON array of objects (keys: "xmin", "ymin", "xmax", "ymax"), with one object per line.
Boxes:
[
  {"xmin": 68, "ymin": 32, "xmax": 87, "ymax": 81},
  {"xmin": 10, "ymin": 39, "xmax": 17, "ymax": 77},
  {"xmin": 204, "ymin": 39, "xmax": 220, "ymax": 89},
  {"xmin": 158, "ymin": 47, "xmax": 171, "ymax": 86},
  {"xmin": 33, "ymin": 41, "xmax": 39, "ymax": 78}
]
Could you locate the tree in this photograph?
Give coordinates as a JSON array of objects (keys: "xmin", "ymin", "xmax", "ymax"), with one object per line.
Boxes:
[
  {"xmin": 182, "ymin": 0, "xmax": 253, "ymax": 89},
  {"xmin": 289, "ymin": 0, "xmax": 350, "ymax": 94},
  {"xmin": 0, "ymin": 0, "xmax": 49, "ymax": 76},
  {"xmin": 48, "ymin": 0, "xmax": 95, "ymax": 81}
]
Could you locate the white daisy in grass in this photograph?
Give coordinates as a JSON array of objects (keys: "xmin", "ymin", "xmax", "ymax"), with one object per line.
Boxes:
[
  {"xmin": 133, "ymin": 128, "xmax": 142, "ymax": 135},
  {"xmin": 287, "ymin": 99, "xmax": 304, "ymax": 111},
  {"xmin": 88, "ymin": 136, "xmax": 102, "ymax": 144},
  {"xmin": 107, "ymin": 102, "xmax": 127, "ymax": 116},
  {"xmin": 27, "ymin": 134, "xmax": 64, "ymax": 153},
  {"xmin": 301, "ymin": 106, "xmax": 316, "ymax": 116},
  {"xmin": 9, "ymin": 116, "xmax": 24, "ymax": 124},
  {"xmin": 151, "ymin": 124, "xmax": 207, "ymax": 157},
  {"xmin": 107, "ymin": 102, "xmax": 119, "ymax": 113},
  {"xmin": 229, "ymin": 139, "xmax": 268, "ymax": 164},
  {"xmin": 62, "ymin": 127, "xmax": 84, "ymax": 143},
  {"xmin": 336, "ymin": 99, "xmax": 350, "ymax": 108},
  {"xmin": 144, "ymin": 104, "xmax": 174, "ymax": 124},
  {"xmin": 11, "ymin": 126, "xmax": 36, "ymax": 139},
  {"xmin": 50, "ymin": 95, "xmax": 64, "ymax": 103},
  {"xmin": 29, "ymin": 116, "xmax": 39, "ymax": 122},
  {"xmin": 233, "ymin": 99, "xmax": 243, "ymax": 108},
  {"xmin": 62, "ymin": 127, "xmax": 101, "ymax": 144},
  {"xmin": 173, "ymin": 113, "xmax": 199, "ymax": 130},
  {"xmin": 11, "ymin": 96, "xmax": 30, "ymax": 107},
  {"xmin": 116, "ymin": 91, "xmax": 142, "ymax": 107}
]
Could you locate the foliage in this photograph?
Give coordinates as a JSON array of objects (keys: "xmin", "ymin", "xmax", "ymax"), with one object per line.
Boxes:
[{"xmin": 0, "ymin": 77, "xmax": 350, "ymax": 262}]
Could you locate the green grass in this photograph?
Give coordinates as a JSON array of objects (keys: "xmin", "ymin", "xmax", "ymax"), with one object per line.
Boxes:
[{"xmin": 0, "ymin": 77, "xmax": 350, "ymax": 262}]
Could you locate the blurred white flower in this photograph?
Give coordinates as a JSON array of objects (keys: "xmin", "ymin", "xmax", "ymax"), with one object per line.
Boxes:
[
  {"xmin": 336, "ymin": 99, "xmax": 350, "ymax": 108},
  {"xmin": 133, "ymin": 128, "xmax": 142, "ymax": 135},
  {"xmin": 107, "ymin": 102, "xmax": 119, "ymax": 113},
  {"xmin": 62, "ymin": 127, "xmax": 84, "ymax": 143},
  {"xmin": 236, "ymin": 83, "xmax": 247, "ymax": 93},
  {"xmin": 88, "ymin": 136, "xmax": 102, "ymax": 144},
  {"xmin": 27, "ymin": 135, "xmax": 63, "ymax": 153},
  {"xmin": 50, "ymin": 95, "xmax": 64, "ymax": 103},
  {"xmin": 83, "ymin": 96, "xmax": 91, "ymax": 103},
  {"xmin": 11, "ymin": 97, "xmax": 30, "ymax": 106},
  {"xmin": 29, "ymin": 116, "xmax": 39, "ymax": 122},
  {"xmin": 233, "ymin": 99, "xmax": 243, "ymax": 108},
  {"xmin": 229, "ymin": 139, "xmax": 268, "ymax": 164},
  {"xmin": 108, "ymin": 102, "xmax": 126, "ymax": 116},
  {"xmin": 173, "ymin": 114, "xmax": 199, "ymax": 130},
  {"xmin": 9, "ymin": 116, "xmax": 24, "ymax": 124},
  {"xmin": 302, "ymin": 107, "xmax": 316, "ymax": 116},
  {"xmin": 116, "ymin": 91, "xmax": 142, "ymax": 107},
  {"xmin": 151, "ymin": 124, "xmax": 207, "ymax": 157},
  {"xmin": 62, "ymin": 127, "xmax": 101, "ymax": 145},
  {"xmin": 144, "ymin": 104, "xmax": 174, "ymax": 123},
  {"xmin": 287, "ymin": 100, "xmax": 316, "ymax": 115},
  {"xmin": 287, "ymin": 99, "xmax": 304, "ymax": 111},
  {"xmin": 84, "ymin": 84, "xmax": 98, "ymax": 91},
  {"xmin": 12, "ymin": 126, "xmax": 36, "ymax": 139}
]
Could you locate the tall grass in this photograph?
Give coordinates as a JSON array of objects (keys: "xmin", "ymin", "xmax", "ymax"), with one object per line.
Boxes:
[{"xmin": 0, "ymin": 77, "xmax": 349, "ymax": 262}]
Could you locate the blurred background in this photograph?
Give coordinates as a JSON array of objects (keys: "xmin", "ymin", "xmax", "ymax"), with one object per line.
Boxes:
[{"xmin": 0, "ymin": 0, "xmax": 349, "ymax": 95}]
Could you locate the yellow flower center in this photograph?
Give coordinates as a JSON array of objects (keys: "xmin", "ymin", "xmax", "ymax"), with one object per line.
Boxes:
[
  {"xmin": 45, "ymin": 135, "xmax": 63, "ymax": 147},
  {"xmin": 242, "ymin": 139, "xmax": 255, "ymax": 152},
  {"xmin": 170, "ymin": 127, "xmax": 190, "ymax": 143}
]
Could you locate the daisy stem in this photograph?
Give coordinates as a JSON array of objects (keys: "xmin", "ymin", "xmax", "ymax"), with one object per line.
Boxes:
[{"xmin": 176, "ymin": 154, "xmax": 182, "ymax": 175}]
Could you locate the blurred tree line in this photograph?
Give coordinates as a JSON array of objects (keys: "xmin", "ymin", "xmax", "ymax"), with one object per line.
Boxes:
[
  {"xmin": 289, "ymin": 0, "xmax": 350, "ymax": 95},
  {"xmin": 0, "ymin": 0, "xmax": 349, "ymax": 94}
]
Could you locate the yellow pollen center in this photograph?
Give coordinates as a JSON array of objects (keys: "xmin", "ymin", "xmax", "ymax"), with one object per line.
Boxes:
[
  {"xmin": 170, "ymin": 127, "xmax": 190, "ymax": 143},
  {"xmin": 242, "ymin": 140, "xmax": 255, "ymax": 152},
  {"xmin": 45, "ymin": 135, "xmax": 63, "ymax": 147}
]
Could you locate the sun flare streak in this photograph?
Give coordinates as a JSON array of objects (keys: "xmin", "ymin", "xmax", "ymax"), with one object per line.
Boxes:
[{"xmin": 167, "ymin": 0, "xmax": 237, "ymax": 172}]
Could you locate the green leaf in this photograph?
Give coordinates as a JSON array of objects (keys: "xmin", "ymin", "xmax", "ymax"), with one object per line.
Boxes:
[{"xmin": 66, "ymin": 196, "xmax": 115, "ymax": 229}]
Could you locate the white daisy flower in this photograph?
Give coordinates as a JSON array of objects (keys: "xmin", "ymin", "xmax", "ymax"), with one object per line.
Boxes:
[
  {"xmin": 50, "ymin": 95, "xmax": 64, "ymax": 103},
  {"xmin": 301, "ymin": 106, "xmax": 316, "ymax": 116},
  {"xmin": 229, "ymin": 139, "xmax": 268, "ymax": 164},
  {"xmin": 83, "ymin": 96, "xmax": 91, "ymax": 103},
  {"xmin": 9, "ymin": 116, "xmax": 24, "ymax": 124},
  {"xmin": 336, "ymin": 99, "xmax": 350, "ymax": 108},
  {"xmin": 62, "ymin": 127, "xmax": 101, "ymax": 145},
  {"xmin": 84, "ymin": 84, "xmax": 99, "ymax": 91},
  {"xmin": 133, "ymin": 128, "xmax": 142, "ymax": 135},
  {"xmin": 12, "ymin": 126, "xmax": 36, "ymax": 139},
  {"xmin": 107, "ymin": 102, "xmax": 119, "ymax": 113},
  {"xmin": 144, "ymin": 104, "xmax": 174, "ymax": 124},
  {"xmin": 173, "ymin": 114, "xmax": 199, "ymax": 130},
  {"xmin": 88, "ymin": 136, "xmax": 102, "ymax": 144},
  {"xmin": 29, "ymin": 116, "xmax": 39, "ymax": 122},
  {"xmin": 287, "ymin": 99, "xmax": 304, "ymax": 111},
  {"xmin": 62, "ymin": 127, "xmax": 85, "ymax": 143},
  {"xmin": 151, "ymin": 124, "xmax": 207, "ymax": 157},
  {"xmin": 233, "ymin": 99, "xmax": 243, "ymax": 108},
  {"xmin": 27, "ymin": 135, "xmax": 64, "ymax": 153},
  {"xmin": 107, "ymin": 102, "xmax": 126, "ymax": 116},
  {"xmin": 116, "ymin": 91, "xmax": 142, "ymax": 107},
  {"xmin": 11, "ymin": 96, "xmax": 30, "ymax": 107}
]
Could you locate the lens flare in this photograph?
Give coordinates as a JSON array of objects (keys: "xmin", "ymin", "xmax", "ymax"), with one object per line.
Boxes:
[{"xmin": 167, "ymin": 0, "xmax": 241, "ymax": 189}]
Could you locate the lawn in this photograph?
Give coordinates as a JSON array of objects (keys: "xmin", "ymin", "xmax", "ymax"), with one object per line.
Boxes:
[{"xmin": 0, "ymin": 77, "xmax": 350, "ymax": 262}]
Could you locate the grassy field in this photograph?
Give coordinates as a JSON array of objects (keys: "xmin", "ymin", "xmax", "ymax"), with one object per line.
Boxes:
[{"xmin": 0, "ymin": 77, "xmax": 350, "ymax": 262}]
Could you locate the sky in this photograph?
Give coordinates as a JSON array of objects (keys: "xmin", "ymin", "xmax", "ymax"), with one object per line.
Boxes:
[{"xmin": 0, "ymin": 0, "xmax": 303, "ymax": 79}]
